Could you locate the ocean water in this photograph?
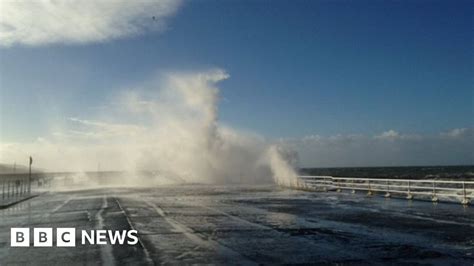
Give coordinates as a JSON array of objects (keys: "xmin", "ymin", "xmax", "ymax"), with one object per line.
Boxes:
[{"xmin": 299, "ymin": 165, "xmax": 474, "ymax": 180}]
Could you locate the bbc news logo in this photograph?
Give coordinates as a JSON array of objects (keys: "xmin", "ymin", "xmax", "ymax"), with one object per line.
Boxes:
[{"xmin": 11, "ymin": 228, "xmax": 138, "ymax": 247}]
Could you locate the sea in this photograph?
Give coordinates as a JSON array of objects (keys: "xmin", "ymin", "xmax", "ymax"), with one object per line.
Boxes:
[{"xmin": 299, "ymin": 165, "xmax": 474, "ymax": 180}]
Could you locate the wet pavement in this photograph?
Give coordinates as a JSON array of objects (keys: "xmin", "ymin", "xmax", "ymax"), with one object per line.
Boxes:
[{"xmin": 0, "ymin": 184, "xmax": 473, "ymax": 265}]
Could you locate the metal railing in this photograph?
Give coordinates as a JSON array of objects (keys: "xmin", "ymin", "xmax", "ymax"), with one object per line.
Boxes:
[
  {"xmin": 1, "ymin": 175, "xmax": 30, "ymax": 202},
  {"xmin": 298, "ymin": 175, "xmax": 474, "ymax": 205},
  {"xmin": 0, "ymin": 174, "xmax": 50, "ymax": 205}
]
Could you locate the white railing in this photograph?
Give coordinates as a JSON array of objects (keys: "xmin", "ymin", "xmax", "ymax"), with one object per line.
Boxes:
[{"xmin": 298, "ymin": 176, "xmax": 474, "ymax": 205}]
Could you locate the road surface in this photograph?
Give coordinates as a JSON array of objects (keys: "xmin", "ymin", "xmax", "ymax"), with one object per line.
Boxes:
[{"xmin": 0, "ymin": 184, "xmax": 473, "ymax": 265}]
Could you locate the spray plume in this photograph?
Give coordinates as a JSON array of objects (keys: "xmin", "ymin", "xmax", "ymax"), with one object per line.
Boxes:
[{"xmin": 1, "ymin": 69, "xmax": 299, "ymax": 187}]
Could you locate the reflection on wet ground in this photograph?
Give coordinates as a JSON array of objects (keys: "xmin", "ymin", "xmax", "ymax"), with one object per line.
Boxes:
[{"xmin": 0, "ymin": 184, "xmax": 473, "ymax": 265}]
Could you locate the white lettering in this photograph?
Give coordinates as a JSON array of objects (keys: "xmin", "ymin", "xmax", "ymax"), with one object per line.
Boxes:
[
  {"xmin": 96, "ymin": 230, "xmax": 107, "ymax": 245},
  {"xmin": 108, "ymin": 230, "xmax": 127, "ymax": 245},
  {"xmin": 127, "ymin": 230, "xmax": 138, "ymax": 245},
  {"xmin": 81, "ymin": 230, "xmax": 95, "ymax": 245}
]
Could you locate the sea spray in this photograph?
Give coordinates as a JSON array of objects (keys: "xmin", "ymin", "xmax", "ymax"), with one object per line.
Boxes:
[
  {"xmin": 2, "ymin": 69, "xmax": 300, "ymax": 186},
  {"xmin": 266, "ymin": 145, "xmax": 299, "ymax": 187},
  {"xmin": 125, "ymin": 69, "xmax": 299, "ymax": 185}
]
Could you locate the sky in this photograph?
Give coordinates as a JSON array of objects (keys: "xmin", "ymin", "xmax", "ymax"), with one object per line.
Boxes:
[{"xmin": 0, "ymin": 0, "xmax": 473, "ymax": 168}]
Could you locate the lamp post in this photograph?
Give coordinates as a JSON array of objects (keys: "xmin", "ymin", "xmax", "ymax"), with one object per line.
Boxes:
[{"xmin": 28, "ymin": 156, "xmax": 33, "ymax": 194}]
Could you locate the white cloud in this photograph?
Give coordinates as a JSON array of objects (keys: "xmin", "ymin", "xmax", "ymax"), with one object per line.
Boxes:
[
  {"xmin": 375, "ymin": 129, "xmax": 400, "ymax": 140},
  {"xmin": 301, "ymin": 135, "xmax": 322, "ymax": 143},
  {"xmin": 0, "ymin": 0, "xmax": 182, "ymax": 46},
  {"xmin": 440, "ymin": 128, "xmax": 473, "ymax": 138},
  {"xmin": 67, "ymin": 117, "xmax": 146, "ymax": 139},
  {"xmin": 374, "ymin": 130, "xmax": 422, "ymax": 141},
  {"xmin": 283, "ymin": 129, "xmax": 474, "ymax": 167}
]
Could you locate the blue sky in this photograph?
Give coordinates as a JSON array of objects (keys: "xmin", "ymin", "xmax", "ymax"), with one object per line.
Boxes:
[{"xmin": 0, "ymin": 0, "xmax": 473, "ymax": 167}]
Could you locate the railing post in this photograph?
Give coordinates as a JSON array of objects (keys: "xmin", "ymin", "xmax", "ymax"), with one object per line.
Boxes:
[
  {"xmin": 431, "ymin": 181, "xmax": 438, "ymax": 202},
  {"xmin": 461, "ymin": 181, "xmax": 469, "ymax": 205},
  {"xmin": 367, "ymin": 180, "xmax": 373, "ymax": 196},
  {"xmin": 336, "ymin": 179, "xmax": 341, "ymax": 192},
  {"xmin": 384, "ymin": 180, "xmax": 391, "ymax": 198},
  {"xmin": 406, "ymin": 180, "xmax": 413, "ymax": 200},
  {"xmin": 351, "ymin": 179, "xmax": 356, "ymax": 194}
]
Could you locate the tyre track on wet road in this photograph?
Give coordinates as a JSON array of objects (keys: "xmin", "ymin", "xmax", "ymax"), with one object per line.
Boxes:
[{"xmin": 143, "ymin": 199, "xmax": 257, "ymax": 265}]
